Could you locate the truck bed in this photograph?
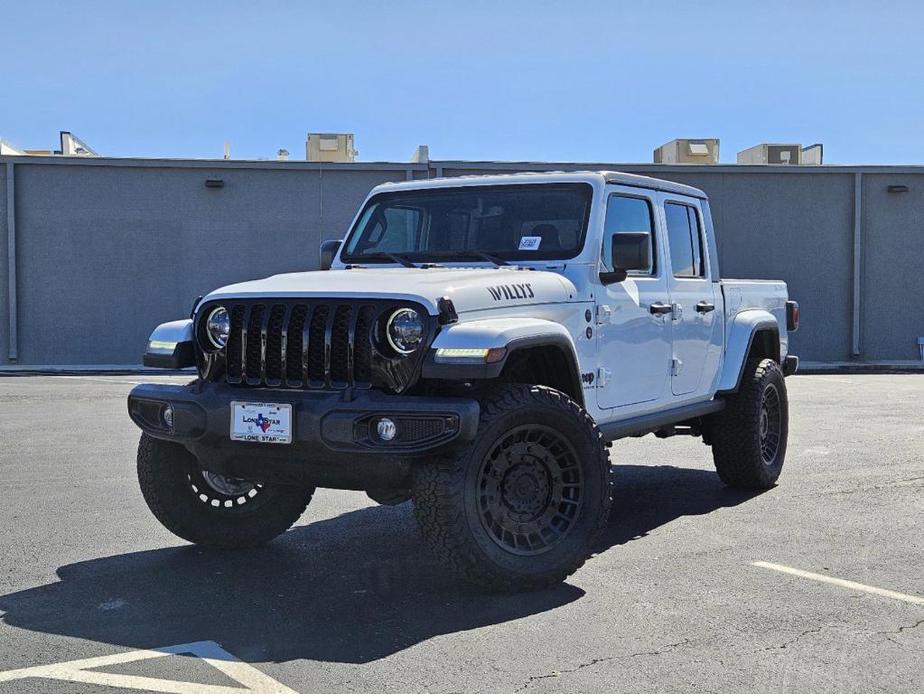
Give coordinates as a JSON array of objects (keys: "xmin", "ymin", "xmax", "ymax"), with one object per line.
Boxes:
[{"xmin": 720, "ymin": 279, "xmax": 790, "ymax": 359}]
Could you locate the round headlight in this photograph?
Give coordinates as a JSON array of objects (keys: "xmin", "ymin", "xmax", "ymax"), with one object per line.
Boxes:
[
  {"xmin": 205, "ymin": 306, "xmax": 231, "ymax": 349},
  {"xmin": 386, "ymin": 308, "xmax": 423, "ymax": 355}
]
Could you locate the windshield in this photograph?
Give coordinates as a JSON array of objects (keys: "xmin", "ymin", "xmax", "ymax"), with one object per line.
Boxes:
[{"xmin": 341, "ymin": 183, "xmax": 593, "ymax": 263}]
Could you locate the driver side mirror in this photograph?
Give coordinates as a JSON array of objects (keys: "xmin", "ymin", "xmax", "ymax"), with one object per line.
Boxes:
[
  {"xmin": 599, "ymin": 232, "xmax": 651, "ymax": 285},
  {"xmin": 319, "ymin": 239, "xmax": 342, "ymax": 271}
]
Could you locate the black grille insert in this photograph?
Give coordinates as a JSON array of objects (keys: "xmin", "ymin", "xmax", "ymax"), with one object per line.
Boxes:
[{"xmin": 214, "ymin": 299, "xmax": 423, "ymax": 390}]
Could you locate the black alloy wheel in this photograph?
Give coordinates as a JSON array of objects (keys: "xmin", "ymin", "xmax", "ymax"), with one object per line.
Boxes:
[{"xmin": 477, "ymin": 424, "xmax": 583, "ymax": 556}]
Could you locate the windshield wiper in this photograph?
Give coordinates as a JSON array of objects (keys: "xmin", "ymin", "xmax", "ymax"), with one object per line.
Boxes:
[
  {"xmin": 359, "ymin": 252, "xmax": 418, "ymax": 268},
  {"xmin": 423, "ymin": 250, "xmax": 509, "ymax": 267},
  {"xmin": 356, "ymin": 250, "xmax": 508, "ymax": 268},
  {"xmin": 465, "ymin": 250, "xmax": 509, "ymax": 267}
]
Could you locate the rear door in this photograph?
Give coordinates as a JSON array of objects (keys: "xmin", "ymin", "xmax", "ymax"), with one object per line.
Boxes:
[
  {"xmin": 596, "ymin": 187, "xmax": 672, "ymax": 409},
  {"xmin": 659, "ymin": 196, "xmax": 721, "ymax": 397}
]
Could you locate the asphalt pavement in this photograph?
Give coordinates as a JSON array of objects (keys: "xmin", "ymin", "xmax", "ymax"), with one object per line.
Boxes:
[{"xmin": 0, "ymin": 374, "xmax": 921, "ymax": 693}]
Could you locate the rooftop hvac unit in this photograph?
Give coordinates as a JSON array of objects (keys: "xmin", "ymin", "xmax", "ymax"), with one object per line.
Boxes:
[
  {"xmin": 0, "ymin": 139, "xmax": 26, "ymax": 155},
  {"xmin": 653, "ymin": 139, "xmax": 720, "ymax": 164},
  {"xmin": 737, "ymin": 143, "xmax": 804, "ymax": 165},
  {"xmin": 306, "ymin": 133, "xmax": 358, "ymax": 162},
  {"xmin": 801, "ymin": 143, "xmax": 824, "ymax": 165},
  {"xmin": 59, "ymin": 131, "xmax": 99, "ymax": 157}
]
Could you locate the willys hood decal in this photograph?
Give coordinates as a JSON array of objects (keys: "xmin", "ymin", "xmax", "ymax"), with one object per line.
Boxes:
[{"xmin": 203, "ymin": 267, "xmax": 578, "ymax": 314}]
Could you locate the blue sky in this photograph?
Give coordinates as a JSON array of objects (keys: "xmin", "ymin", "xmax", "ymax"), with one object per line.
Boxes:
[{"xmin": 4, "ymin": 1, "xmax": 923, "ymax": 164}]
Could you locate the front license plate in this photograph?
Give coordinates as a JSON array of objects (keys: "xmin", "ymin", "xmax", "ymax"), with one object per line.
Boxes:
[{"xmin": 230, "ymin": 402, "xmax": 292, "ymax": 444}]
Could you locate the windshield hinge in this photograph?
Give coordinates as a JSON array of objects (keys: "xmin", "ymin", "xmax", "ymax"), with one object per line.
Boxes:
[{"xmin": 437, "ymin": 297, "xmax": 458, "ymax": 325}]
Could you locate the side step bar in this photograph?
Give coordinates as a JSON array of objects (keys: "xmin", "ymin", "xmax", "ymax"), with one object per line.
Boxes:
[{"xmin": 599, "ymin": 399, "xmax": 725, "ymax": 442}]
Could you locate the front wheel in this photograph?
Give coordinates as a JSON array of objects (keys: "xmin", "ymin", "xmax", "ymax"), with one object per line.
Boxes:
[
  {"xmin": 709, "ymin": 358, "xmax": 789, "ymax": 489},
  {"xmin": 412, "ymin": 384, "xmax": 613, "ymax": 592},
  {"xmin": 137, "ymin": 434, "xmax": 314, "ymax": 548}
]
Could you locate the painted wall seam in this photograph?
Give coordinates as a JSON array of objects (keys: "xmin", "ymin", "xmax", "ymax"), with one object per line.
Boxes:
[{"xmin": 851, "ymin": 172, "xmax": 862, "ymax": 357}]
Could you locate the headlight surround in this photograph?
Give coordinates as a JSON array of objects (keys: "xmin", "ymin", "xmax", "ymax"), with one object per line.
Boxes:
[
  {"xmin": 205, "ymin": 306, "xmax": 231, "ymax": 349},
  {"xmin": 385, "ymin": 308, "xmax": 424, "ymax": 355}
]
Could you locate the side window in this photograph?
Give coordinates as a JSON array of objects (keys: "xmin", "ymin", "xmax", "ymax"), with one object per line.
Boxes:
[
  {"xmin": 602, "ymin": 195, "xmax": 655, "ymax": 275},
  {"xmin": 664, "ymin": 202, "xmax": 706, "ymax": 278}
]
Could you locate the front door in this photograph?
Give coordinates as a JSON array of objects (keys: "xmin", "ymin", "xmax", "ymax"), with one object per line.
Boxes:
[
  {"xmin": 596, "ymin": 188, "xmax": 672, "ymax": 409},
  {"xmin": 660, "ymin": 197, "xmax": 719, "ymax": 396}
]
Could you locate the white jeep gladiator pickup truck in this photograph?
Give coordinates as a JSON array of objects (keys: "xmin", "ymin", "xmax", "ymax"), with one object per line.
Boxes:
[{"xmin": 129, "ymin": 171, "xmax": 799, "ymax": 591}]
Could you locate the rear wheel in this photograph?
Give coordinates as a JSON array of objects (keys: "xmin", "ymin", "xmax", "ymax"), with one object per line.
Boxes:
[
  {"xmin": 412, "ymin": 384, "xmax": 613, "ymax": 592},
  {"xmin": 710, "ymin": 358, "xmax": 789, "ymax": 489},
  {"xmin": 137, "ymin": 434, "xmax": 314, "ymax": 548}
]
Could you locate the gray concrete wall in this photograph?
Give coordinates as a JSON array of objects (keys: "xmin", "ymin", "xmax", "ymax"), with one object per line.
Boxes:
[
  {"xmin": 3, "ymin": 159, "xmax": 416, "ymax": 365},
  {"xmin": 0, "ymin": 156, "xmax": 921, "ymax": 366},
  {"xmin": 860, "ymin": 173, "xmax": 924, "ymax": 360}
]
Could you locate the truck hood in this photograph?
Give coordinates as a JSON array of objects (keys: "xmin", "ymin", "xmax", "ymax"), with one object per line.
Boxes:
[{"xmin": 203, "ymin": 267, "xmax": 578, "ymax": 314}]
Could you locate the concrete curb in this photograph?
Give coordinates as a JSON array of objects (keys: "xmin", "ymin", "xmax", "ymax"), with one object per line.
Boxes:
[
  {"xmin": 797, "ymin": 361, "xmax": 924, "ymax": 374},
  {"xmin": 0, "ymin": 365, "xmax": 195, "ymax": 376}
]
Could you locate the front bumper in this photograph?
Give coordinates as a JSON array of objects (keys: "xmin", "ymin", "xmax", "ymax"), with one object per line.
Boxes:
[{"xmin": 127, "ymin": 383, "xmax": 479, "ymax": 490}]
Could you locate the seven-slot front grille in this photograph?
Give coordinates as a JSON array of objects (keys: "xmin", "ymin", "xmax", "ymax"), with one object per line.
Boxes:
[{"xmin": 223, "ymin": 301, "xmax": 380, "ymax": 389}]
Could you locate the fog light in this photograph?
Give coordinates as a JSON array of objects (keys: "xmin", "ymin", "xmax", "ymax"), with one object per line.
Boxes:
[
  {"xmin": 162, "ymin": 404, "xmax": 174, "ymax": 430},
  {"xmin": 376, "ymin": 417, "xmax": 397, "ymax": 442}
]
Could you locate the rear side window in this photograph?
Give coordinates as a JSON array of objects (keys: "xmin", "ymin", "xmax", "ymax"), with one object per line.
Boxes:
[
  {"xmin": 602, "ymin": 195, "xmax": 656, "ymax": 275},
  {"xmin": 664, "ymin": 202, "xmax": 706, "ymax": 277}
]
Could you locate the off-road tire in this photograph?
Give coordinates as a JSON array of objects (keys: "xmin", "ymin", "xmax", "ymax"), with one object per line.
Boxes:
[
  {"xmin": 412, "ymin": 384, "xmax": 613, "ymax": 592},
  {"xmin": 710, "ymin": 358, "xmax": 788, "ymax": 489},
  {"xmin": 137, "ymin": 434, "xmax": 314, "ymax": 548}
]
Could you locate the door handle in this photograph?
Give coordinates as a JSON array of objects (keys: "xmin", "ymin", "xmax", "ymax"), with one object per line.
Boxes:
[
  {"xmin": 649, "ymin": 302, "xmax": 673, "ymax": 315},
  {"xmin": 695, "ymin": 301, "xmax": 715, "ymax": 314}
]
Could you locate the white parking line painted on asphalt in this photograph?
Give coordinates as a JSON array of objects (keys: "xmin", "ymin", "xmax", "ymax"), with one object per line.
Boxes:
[
  {"xmin": 752, "ymin": 561, "xmax": 924, "ymax": 606},
  {"xmin": 0, "ymin": 640, "xmax": 297, "ymax": 693}
]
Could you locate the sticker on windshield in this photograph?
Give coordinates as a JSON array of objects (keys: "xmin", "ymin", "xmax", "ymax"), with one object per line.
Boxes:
[{"xmin": 518, "ymin": 236, "xmax": 542, "ymax": 251}]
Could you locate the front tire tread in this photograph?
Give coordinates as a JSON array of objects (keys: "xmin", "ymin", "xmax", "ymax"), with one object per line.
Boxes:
[
  {"xmin": 137, "ymin": 434, "xmax": 313, "ymax": 548},
  {"xmin": 413, "ymin": 384, "xmax": 613, "ymax": 592}
]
